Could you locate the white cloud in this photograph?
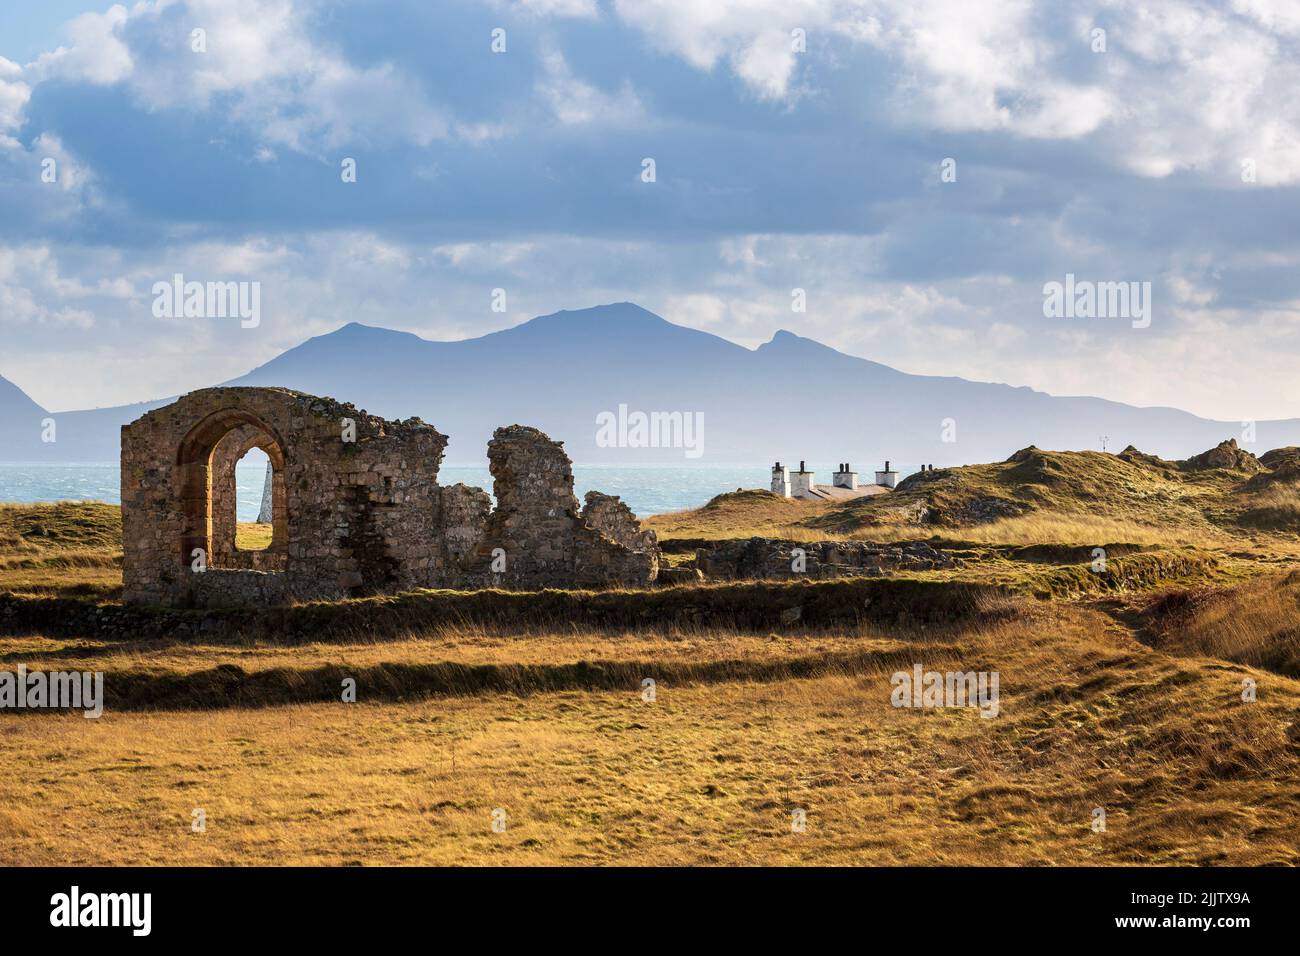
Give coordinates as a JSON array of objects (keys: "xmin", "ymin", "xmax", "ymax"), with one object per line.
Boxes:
[
  {"xmin": 26, "ymin": 5, "xmax": 134, "ymax": 86},
  {"xmin": 535, "ymin": 49, "xmax": 645, "ymax": 125},
  {"xmin": 585, "ymin": 0, "xmax": 1300, "ymax": 184},
  {"xmin": 30, "ymin": 134, "xmax": 93, "ymax": 194},
  {"xmin": 431, "ymin": 240, "xmax": 538, "ymax": 269},
  {"xmin": 507, "ymin": 0, "xmax": 600, "ymax": 16},
  {"xmin": 0, "ymin": 57, "xmax": 31, "ymax": 133},
  {"xmin": 612, "ymin": 0, "xmax": 822, "ymax": 102},
  {"xmin": 0, "ymin": 245, "xmax": 114, "ymax": 328},
  {"xmin": 19, "ymin": 0, "xmax": 452, "ymax": 154}
]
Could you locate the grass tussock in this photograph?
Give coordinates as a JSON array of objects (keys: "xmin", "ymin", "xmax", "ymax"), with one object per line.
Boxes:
[
  {"xmin": 1235, "ymin": 485, "xmax": 1300, "ymax": 531},
  {"xmin": 1138, "ymin": 571, "xmax": 1300, "ymax": 677}
]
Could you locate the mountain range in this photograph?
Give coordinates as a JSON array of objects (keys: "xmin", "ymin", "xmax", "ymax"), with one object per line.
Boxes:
[{"xmin": 2, "ymin": 302, "xmax": 1296, "ymax": 468}]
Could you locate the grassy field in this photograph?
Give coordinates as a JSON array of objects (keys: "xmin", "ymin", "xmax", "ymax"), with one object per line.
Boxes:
[
  {"xmin": 2, "ymin": 443, "xmax": 1299, "ymax": 866},
  {"xmin": 4, "ymin": 603, "xmax": 1297, "ymax": 865}
]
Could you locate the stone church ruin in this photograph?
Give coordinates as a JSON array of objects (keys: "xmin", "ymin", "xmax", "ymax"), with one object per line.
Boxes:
[{"xmin": 121, "ymin": 387, "xmax": 659, "ymax": 607}]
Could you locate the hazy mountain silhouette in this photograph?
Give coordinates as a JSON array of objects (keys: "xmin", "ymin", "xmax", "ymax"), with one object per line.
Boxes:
[{"xmin": 3, "ymin": 302, "xmax": 1298, "ymax": 467}]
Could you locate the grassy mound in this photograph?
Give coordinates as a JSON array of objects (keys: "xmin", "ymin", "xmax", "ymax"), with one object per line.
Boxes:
[
  {"xmin": 1137, "ymin": 572, "xmax": 1300, "ymax": 677},
  {"xmin": 0, "ymin": 502, "xmax": 123, "ymax": 600},
  {"xmin": 645, "ymin": 489, "xmax": 838, "ymax": 541},
  {"xmin": 649, "ymin": 443, "xmax": 1300, "ymax": 549},
  {"xmin": 0, "ymin": 501, "xmax": 121, "ymax": 555}
]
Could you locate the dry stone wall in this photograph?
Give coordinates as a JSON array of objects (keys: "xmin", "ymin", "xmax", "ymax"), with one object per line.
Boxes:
[
  {"xmin": 691, "ymin": 538, "xmax": 963, "ymax": 580},
  {"xmin": 121, "ymin": 388, "xmax": 660, "ymax": 608}
]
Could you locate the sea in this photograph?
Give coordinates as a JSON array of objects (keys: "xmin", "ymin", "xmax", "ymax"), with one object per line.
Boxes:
[{"xmin": 0, "ymin": 461, "xmax": 881, "ymax": 520}]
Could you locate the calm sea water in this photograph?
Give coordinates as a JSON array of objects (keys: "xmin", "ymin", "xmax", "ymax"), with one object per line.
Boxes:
[{"xmin": 0, "ymin": 462, "xmax": 810, "ymax": 520}]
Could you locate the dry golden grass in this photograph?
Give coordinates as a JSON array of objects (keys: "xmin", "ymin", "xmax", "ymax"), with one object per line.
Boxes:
[
  {"xmin": 0, "ymin": 624, "xmax": 935, "ymax": 674},
  {"xmin": 1, "ymin": 499, "xmax": 1298, "ymax": 867},
  {"xmin": 645, "ymin": 489, "xmax": 840, "ymax": 541},
  {"xmin": 646, "ymin": 491, "xmax": 1233, "ymax": 549},
  {"xmin": 1237, "ymin": 484, "xmax": 1300, "ymax": 531},
  {"xmin": 0, "ymin": 551, "xmax": 121, "ymax": 600},
  {"xmin": 1138, "ymin": 571, "xmax": 1300, "ymax": 677},
  {"xmin": 234, "ymin": 522, "xmax": 273, "ymax": 551},
  {"xmin": 923, "ymin": 512, "xmax": 1228, "ymax": 548},
  {"xmin": 2, "ymin": 604, "xmax": 1297, "ymax": 866}
]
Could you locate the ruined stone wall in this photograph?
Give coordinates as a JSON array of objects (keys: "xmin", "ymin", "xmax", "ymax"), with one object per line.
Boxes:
[
  {"xmin": 691, "ymin": 538, "xmax": 962, "ymax": 580},
  {"xmin": 122, "ymin": 387, "xmax": 447, "ymax": 607},
  {"xmin": 477, "ymin": 425, "xmax": 584, "ymax": 588},
  {"xmin": 582, "ymin": 491, "xmax": 656, "ymax": 551},
  {"xmin": 121, "ymin": 389, "xmax": 659, "ymax": 608},
  {"xmin": 433, "ymin": 483, "xmax": 492, "ymax": 584},
  {"xmin": 469, "ymin": 426, "xmax": 658, "ymax": 589}
]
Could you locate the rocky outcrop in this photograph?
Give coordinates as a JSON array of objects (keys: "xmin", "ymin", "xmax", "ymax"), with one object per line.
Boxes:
[
  {"xmin": 1244, "ymin": 458, "xmax": 1300, "ymax": 490},
  {"xmin": 1118, "ymin": 445, "xmax": 1176, "ymax": 471},
  {"xmin": 1182, "ymin": 438, "xmax": 1263, "ymax": 473},
  {"xmin": 1259, "ymin": 446, "xmax": 1300, "ymax": 469}
]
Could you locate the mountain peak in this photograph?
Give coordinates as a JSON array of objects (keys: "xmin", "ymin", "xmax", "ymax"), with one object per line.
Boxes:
[
  {"xmin": 325, "ymin": 321, "xmax": 426, "ymax": 342},
  {"xmin": 759, "ymin": 328, "xmax": 841, "ymax": 354},
  {"xmin": 0, "ymin": 373, "xmax": 48, "ymax": 415},
  {"xmin": 523, "ymin": 302, "xmax": 667, "ymax": 330}
]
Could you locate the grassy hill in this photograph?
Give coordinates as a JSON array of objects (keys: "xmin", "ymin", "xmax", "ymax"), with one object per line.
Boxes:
[
  {"xmin": 647, "ymin": 440, "xmax": 1300, "ymax": 552},
  {"xmin": 1134, "ymin": 571, "xmax": 1300, "ymax": 678},
  {"xmin": 0, "ymin": 502, "xmax": 123, "ymax": 599}
]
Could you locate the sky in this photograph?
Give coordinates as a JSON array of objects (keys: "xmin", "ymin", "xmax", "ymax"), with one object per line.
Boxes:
[{"xmin": 2, "ymin": 0, "xmax": 1300, "ymax": 419}]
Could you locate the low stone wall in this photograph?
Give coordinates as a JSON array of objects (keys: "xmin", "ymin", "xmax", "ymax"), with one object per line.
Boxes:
[
  {"xmin": 0, "ymin": 576, "xmax": 1006, "ymax": 643},
  {"xmin": 691, "ymin": 538, "xmax": 963, "ymax": 580},
  {"xmin": 186, "ymin": 568, "xmax": 291, "ymax": 607}
]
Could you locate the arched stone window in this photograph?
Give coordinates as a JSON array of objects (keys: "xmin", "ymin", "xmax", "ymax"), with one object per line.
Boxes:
[{"xmin": 175, "ymin": 409, "xmax": 288, "ymax": 572}]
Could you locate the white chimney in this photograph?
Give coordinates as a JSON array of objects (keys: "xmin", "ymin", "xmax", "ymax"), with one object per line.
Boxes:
[
  {"xmin": 875, "ymin": 460, "xmax": 898, "ymax": 489},
  {"xmin": 770, "ymin": 461, "xmax": 790, "ymax": 497},
  {"xmin": 832, "ymin": 462, "xmax": 858, "ymax": 489},
  {"xmin": 790, "ymin": 460, "xmax": 815, "ymax": 497}
]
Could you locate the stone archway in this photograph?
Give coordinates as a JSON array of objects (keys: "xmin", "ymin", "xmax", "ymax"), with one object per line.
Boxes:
[
  {"xmin": 209, "ymin": 424, "xmax": 288, "ymax": 570},
  {"xmin": 175, "ymin": 408, "xmax": 289, "ymax": 572}
]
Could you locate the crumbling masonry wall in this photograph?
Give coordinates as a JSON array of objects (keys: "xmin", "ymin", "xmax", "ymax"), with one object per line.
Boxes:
[
  {"xmin": 121, "ymin": 387, "xmax": 659, "ymax": 608},
  {"xmin": 456, "ymin": 427, "xmax": 658, "ymax": 589}
]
